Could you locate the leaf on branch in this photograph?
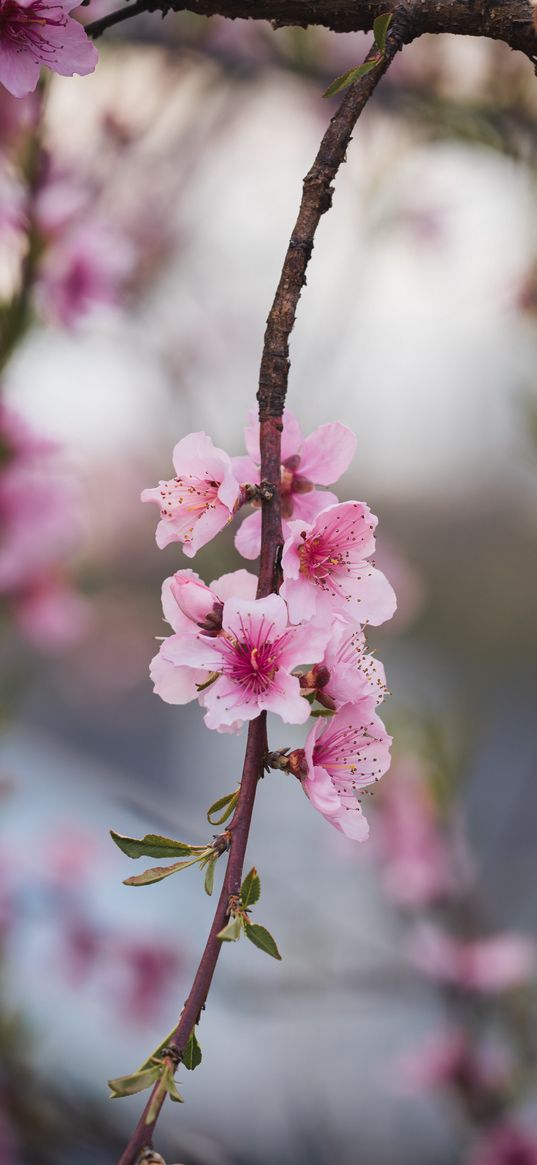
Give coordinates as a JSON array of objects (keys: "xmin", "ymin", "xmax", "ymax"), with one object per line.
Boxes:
[
  {"xmin": 163, "ymin": 1067, "xmax": 184, "ymax": 1103},
  {"xmin": 310, "ymin": 708, "xmax": 336, "ymax": 718},
  {"xmin": 182, "ymin": 1030, "xmax": 202, "ymax": 1071},
  {"xmin": 240, "ymin": 867, "xmax": 261, "ymax": 908},
  {"xmin": 207, "ymin": 789, "xmax": 239, "ymax": 826},
  {"xmin": 110, "ymin": 831, "xmax": 203, "ymax": 860},
  {"xmin": 204, "ymin": 857, "xmax": 216, "ymax": 896},
  {"xmin": 217, "ymin": 915, "xmax": 243, "ymax": 942},
  {"xmin": 245, "ymin": 923, "xmax": 282, "ymax": 960},
  {"xmin": 323, "ymin": 58, "xmax": 379, "ymax": 99},
  {"xmin": 373, "ymin": 10, "xmax": 392, "ymax": 52},
  {"xmin": 123, "ymin": 856, "xmax": 205, "ymax": 886},
  {"xmin": 108, "ymin": 1066, "xmax": 160, "ymax": 1098}
]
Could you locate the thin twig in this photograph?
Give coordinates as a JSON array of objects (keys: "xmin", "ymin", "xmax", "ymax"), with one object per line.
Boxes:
[{"xmin": 117, "ymin": 27, "xmax": 405, "ymax": 1165}]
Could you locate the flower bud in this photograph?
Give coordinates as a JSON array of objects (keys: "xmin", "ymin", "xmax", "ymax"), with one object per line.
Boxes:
[{"xmin": 171, "ymin": 575, "xmax": 214, "ymax": 624}]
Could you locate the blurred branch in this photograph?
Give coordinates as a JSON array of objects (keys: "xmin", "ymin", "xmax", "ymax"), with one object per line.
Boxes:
[{"xmin": 86, "ymin": 0, "xmax": 537, "ymax": 68}]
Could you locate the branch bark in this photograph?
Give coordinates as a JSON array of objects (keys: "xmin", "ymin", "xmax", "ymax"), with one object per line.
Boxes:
[
  {"xmin": 117, "ymin": 17, "xmax": 406, "ymax": 1165},
  {"xmin": 87, "ymin": 0, "xmax": 537, "ymax": 66}
]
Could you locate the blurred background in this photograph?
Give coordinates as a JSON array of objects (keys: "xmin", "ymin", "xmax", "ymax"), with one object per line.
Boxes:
[{"xmin": 1, "ymin": 14, "xmax": 537, "ymax": 1164}]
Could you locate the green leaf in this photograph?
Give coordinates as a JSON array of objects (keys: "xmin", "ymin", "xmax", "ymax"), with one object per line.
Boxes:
[
  {"xmin": 373, "ymin": 10, "xmax": 392, "ymax": 51},
  {"xmin": 182, "ymin": 1030, "xmax": 202, "ymax": 1071},
  {"xmin": 217, "ymin": 915, "xmax": 243, "ymax": 942},
  {"xmin": 207, "ymin": 789, "xmax": 239, "ymax": 826},
  {"xmin": 323, "ymin": 58, "xmax": 378, "ymax": 99},
  {"xmin": 135, "ymin": 1027, "xmax": 176, "ymax": 1075},
  {"xmin": 108, "ymin": 1066, "xmax": 160, "ymax": 1098},
  {"xmin": 245, "ymin": 923, "xmax": 282, "ymax": 960},
  {"xmin": 240, "ymin": 867, "xmax": 261, "ymax": 909},
  {"xmin": 110, "ymin": 831, "xmax": 202, "ymax": 860},
  {"xmin": 124, "ymin": 855, "xmax": 204, "ymax": 886},
  {"xmin": 145, "ymin": 1079, "xmax": 166, "ymax": 1125},
  {"xmin": 311, "ymin": 708, "xmax": 336, "ymax": 718},
  {"xmin": 204, "ymin": 857, "xmax": 216, "ymax": 897},
  {"xmin": 163, "ymin": 1067, "xmax": 184, "ymax": 1103}
]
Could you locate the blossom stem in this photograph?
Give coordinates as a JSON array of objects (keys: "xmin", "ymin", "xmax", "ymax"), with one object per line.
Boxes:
[{"xmin": 117, "ymin": 32, "xmax": 402, "ymax": 1165}]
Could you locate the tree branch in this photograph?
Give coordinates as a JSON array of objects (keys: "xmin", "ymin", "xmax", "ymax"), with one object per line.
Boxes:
[
  {"xmin": 86, "ymin": 0, "xmax": 537, "ymax": 67},
  {"xmin": 118, "ymin": 17, "xmax": 404, "ymax": 1165}
]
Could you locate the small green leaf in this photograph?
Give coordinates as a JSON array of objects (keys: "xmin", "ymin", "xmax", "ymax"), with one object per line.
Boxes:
[
  {"xmin": 323, "ymin": 58, "xmax": 378, "ymax": 99},
  {"xmin": 182, "ymin": 1030, "xmax": 202, "ymax": 1071},
  {"xmin": 145, "ymin": 1078, "xmax": 166, "ymax": 1125},
  {"xmin": 311, "ymin": 708, "xmax": 336, "ymax": 718},
  {"xmin": 240, "ymin": 867, "xmax": 261, "ymax": 909},
  {"xmin": 163, "ymin": 1067, "xmax": 184, "ymax": 1103},
  {"xmin": 207, "ymin": 789, "xmax": 239, "ymax": 826},
  {"xmin": 217, "ymin": 915, "xmax": 243, "ymax": 942},
  {"xmin": 124, "ymin": 855, "xmax": 205, "ymax": 886},
  {"xmin": 204, "ymin": 857, "xmax": 216, "ymax": 897},
  {"xmin": 110, "ymin": 831, "xmax": 202, "ymax": 860},
  {"xmin": 373, "ymin": 10, "xmax": 392, "ymax": 51},
  {"xmin": 245, "ymin": 923, "xmax": 282, "ymax": 960},
  {"xmin": 108, "ymin": 1066, "xmax": 160, "ymax": 1098},
  {"xmin": 196, "ymin": 671, "xmax": 219, "ymax": 693}
]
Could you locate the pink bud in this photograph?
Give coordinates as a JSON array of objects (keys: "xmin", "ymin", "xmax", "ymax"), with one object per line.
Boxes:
[{"xmin": 171, "ymin": 576, "xmax": 215, "ymax": 624}]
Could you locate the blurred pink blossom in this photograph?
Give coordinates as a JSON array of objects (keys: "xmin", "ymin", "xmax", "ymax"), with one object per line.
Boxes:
[
  {"xmin": 467, "ymin": 1123, "xmax": 537, "ymax": 1165},
  {"xmin": 397, "ymin": 1026, "xmax": 509, "ymax": 1097},
  {"xmin": 36, "ymin": 219, "xmax": 136, "ymax": 328},
  {"xmin": 0, "ymin": 403, "xmax": 86, "ymax": 650},
  {"xmin": 410, "ymin": 925, "xmax": 537, "ymax": 993},
  {"xmin": 375, "ymin": 757, "xmax": 455, "ymax": 908}
]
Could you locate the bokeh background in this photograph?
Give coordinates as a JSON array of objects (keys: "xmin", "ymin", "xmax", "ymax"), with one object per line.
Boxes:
[{"xmin": 1, "ymin": 15, "xmax": 537, "ymax": 1164}]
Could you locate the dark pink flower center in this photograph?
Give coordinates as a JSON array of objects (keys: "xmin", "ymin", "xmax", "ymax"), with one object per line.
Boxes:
[
  {"xmin": 298, "ymin": 532, "xmax": 344, "ymax": 585},
  {"xmin": 0, "ymin": 0, "xmax": 67, "ymax": 59},
  {"xmin": 314, "ymin": 720, "xmax": 383, "ymax": 809},
  {"xmin": 218, "ymin": 618, "xmax": 281, "ymax": 696}
]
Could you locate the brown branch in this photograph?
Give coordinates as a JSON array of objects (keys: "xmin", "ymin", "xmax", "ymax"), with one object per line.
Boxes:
[
  {"xmin": 118, "ymin": 24, "xmax": 403, "ymax": 1165},
  {"xmin": 86, "ymin": 0, "xmax": 537, "ymax": 67}
]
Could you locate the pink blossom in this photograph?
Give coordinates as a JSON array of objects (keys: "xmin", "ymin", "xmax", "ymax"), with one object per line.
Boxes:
[
  {"xmin": 142, "ymin": 432, "xmax": 241, "ymax": 557},
  {"xmin": 397, "ymin": 1026, "xmax": 509, "ymax": 1097},
  {"xmin": 375, "ymin": 757, "xmax": 455, "ymax": 908},
  {"xmin": 309, "ymin": 619, "xmax": 387, "ymax": 709},
  {"xmin": 281, "ymin": 501, "xmax": 396, "ymax": 627},
  {"xmin": 468, "ymin": 1124, "xmax": 537, "ymax": 1165},
  {"xmin": 233, "ymin": 408, "xmax": 356, "ymax": 559},
  {"xmin": 151, "ymin": 567, "xmax": 256, "ymax": 706},
  {"xmin": 410, "ymin": 925, "xmax": 537, "ymax": 993},
  {"xmin": 12, "ymin": 572, "xmax": 88, "ymax": 649},
  {"xmin": 166, "ymin": 593, "xmax": 329, "ymax": 731},
  {"xmin": 0, "ymin": 0, "xmax": 98, "ymax": 98},
  {"xmin": 293, "ymin": 700, "xmax": 392, "ymax": 842},
  {"xmin": 36, "ymin": 219, "xmax": 135, "ymax": 328}
]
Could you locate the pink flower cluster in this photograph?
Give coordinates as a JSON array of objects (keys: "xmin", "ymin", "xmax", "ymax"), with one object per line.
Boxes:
[
  {"xmin": 143, "ymin": 412, "xmax": 397, "ymax": 841},
  {"xmin": 0, "ymin": 402, "xmax": 86, "ymax": 649}
]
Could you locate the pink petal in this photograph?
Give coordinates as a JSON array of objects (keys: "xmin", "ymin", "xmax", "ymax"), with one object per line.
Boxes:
[
  {"xmin": 280, "ymin": 574, "xmax": 319, "ymax": 625},
  {"xmin": 288, "ymin": 489, "xmax": 338, "ymax": 526},
  {"xmin": 221, "ymin": 593, "xmax": 288, "ymax": 641},
  {"xmin": 298, "ymin": 422, "xmax": 356, "ymax": 485},
  {"xmin": 261, "ymin": 670, "xmax": 310, "ymax": 724},
  {"xmin": 0, "ymin": 43, "xmax": 41, "ymax": 98},
  {"xmin": 304, "ymin": 763, "xmax": 341, "ymax": 816},
  {"xmin": 162, "ymin": 634, "xmax": 221, "ymax": 671},
  {"xmin": 210, "ymin": 569, "xmax": 257, "ymax": 603},
  {"xmin": 234, "ymin": 510, "xmax": 262, "ymax": 560},
  {"xmin": 149, "ymin": 650, "xmax": 204, "ymax": 704},
  {"xmin": 231, "ymin": 455, "xmax": 259, "ymax": 485},
  {"xmin": 182, "ymin": 500, "xmax": 233, "ymax": 558}
]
